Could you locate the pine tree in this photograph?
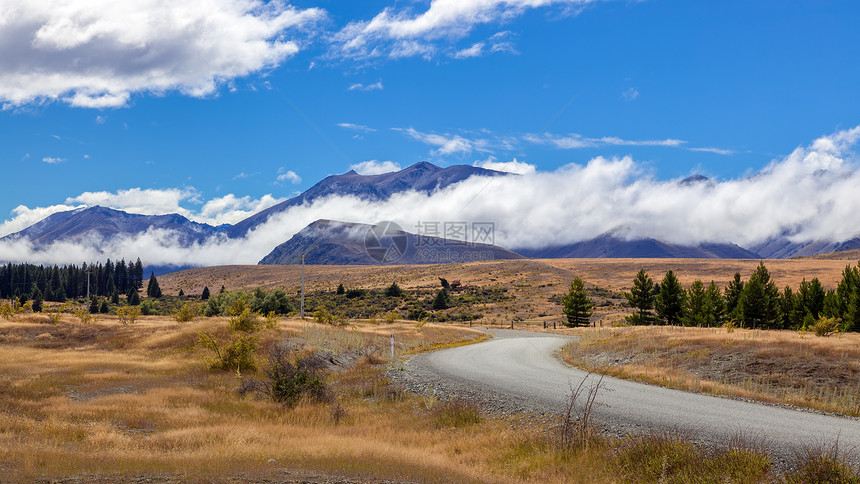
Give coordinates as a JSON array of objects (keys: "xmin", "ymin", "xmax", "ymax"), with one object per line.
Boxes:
[
  {"xmin": 111, "ymin": 290, "xmax": 119, "ymax": 305},
  {"xmin": 562, "ymin": 277, "xmax": 593, "ymax": 327},
  {"xmin": 89, "ymin": 296, "xmax": 99, "ymax": 314},
  {"xmin": 201, "ymin": 286, "xmax": 210, "ymax": 300},
  {"xmin": 385, "ymin": 282, "xmax": 403, "ymax": 297},
  {"xmin": 32, "ymin": 288, "xmax": 43, "ymax": 313},
  {"xmin": 705, "ymin": 281, "xmax": 725, "ymax": 326},
  {"xmin": 178, "ymin": 289, "xmax": 185, "ymax": 297},
  {"xmin": 682, "ymin": 280, "xmax": 707, "ymax": 327},
  {"xmin": 432, "ymin": 288, "xmax": 450, "ymax": 310},
  {"xmin": 656, "ymin": 270, "xmax": 685, "ymax": 325},
  {"xmin": 99, "ymin": 299, "xmax": 110, "ymax": 314},
  {"xmin": 128, "ymin": 290, "xmax": 140, "ymax": 306},
  {"xmin": 147, "ymin": 272, "xmax": 162, "ymax": 298},
  {"xmin": 798, "ymin": 278, "xmax": 825, "ymax": 321},
  {"xmin": 724, "ymin": 272, "xmax": 744, "ymax": 319},
  {"xmin": 625, "ymin": 269, "xmax": 656, "ymax": 325},
  {"xmin": 336, "ymin": 283, "xmax": 345, "ymax": 295},
  {"xmin": 779, "ymin": 286, "xmax": 801, "ymax": 330},
  {"xmin": 739, "ymin": 262, "xmax": 780, "ymax": 329}
]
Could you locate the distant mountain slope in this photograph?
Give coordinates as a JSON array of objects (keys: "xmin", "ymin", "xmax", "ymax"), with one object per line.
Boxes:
[
  {"xmin": 229, "ymin": 161, "xmax": 507, "ymax": 237},
  {"xmin": 750, "ymin": 237, "xmax": 860, "ymax": 259},
  {"xmin": 515, "ymin": 233, "xmax": 761, "ymax": 259},
  {"xmin": 2, "ymin": 205, "xmax": 226, "ymax": 246},
  {"xmin": 259, "ymin": 219, "xmax": 524, "ymax": 265}
]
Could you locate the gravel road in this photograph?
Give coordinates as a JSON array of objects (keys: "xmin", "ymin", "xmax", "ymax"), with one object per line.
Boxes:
[{"xmin": 391, "ymin": 329, "xmax": 860, "ymax": 466}]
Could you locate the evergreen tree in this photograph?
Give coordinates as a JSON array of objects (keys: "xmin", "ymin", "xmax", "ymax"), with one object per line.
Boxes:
[
  {"xmin": 89, "ymin": 296, "xmax": 99, "ymax": 314},
  {"xmin": 562, "ymin": 277, "xmax": 593, "ymax": 327},
  {"xmin": 705, "ymin": 281, "xmax": 725, "ymax": 326},
  {"xmin": 656, "ymin": 270, "xmax": 685, "ymax": 325},
  {"xmin": 725, "ymin": 272, "xmax": 744, "ymax": 319},
  {"xmin": 201, "ymin": 286, "xmax": 210, "ymax": 300},
  {"xmin": 178, "ymin": 289, "xmax": 185, "ymax": 297},
  {"xmin": 798, "ymin": 278, "xmax": 825, "ymax": 322},
  {"xmin": 52, "ymin": 285, "xmax": 66, "ymax": 303},
  {"xmin": 128, "ymin": 290, "xmax": 140, "ymax": 306},
  {"xmin": 432, "ymin": 288, "xmax": 450, "ymax": 310},
  {"xmin": 32, "ymin": 288, "xmax": 43, "ymax": 313},
  {"xmin": 336, "ymin": 283, "xmax": 345, "ymax": 295},
  {"xmin": 385, "ymin": 282, "xmax": 404, "ymax": 297},
  {"xmin": 133, "ymin": 258, "xmax": 144, "ymax": 290},
  {"xmin": 779, "ymin": 286, "xmax": 802, "ymax": 330},
  {"xmin": 682, "ymin": 280, "xmax": 706, "ymax": 326},
  {"xmin": 147, "ymin": 272, "xmax": 162, "ymax": 298},
  {"xmin": 739, "ymin": 262, "xmax": 780, "ymax": 329},
  {"xmin": 111, "ymin": 290, "xmax": 119, "ymax": 305},
  {"xmin": 625, "ymin": 269, "xmax": 656, "ymax": 325}
]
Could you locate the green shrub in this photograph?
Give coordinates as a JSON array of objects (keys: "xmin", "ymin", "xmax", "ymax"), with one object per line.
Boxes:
[
  {"xmin": 173, "ymin": 303, "xmax": 198, "ymax": 323},
  {"xmin": 240, "ymin": 346, "xmax": 328, "ymax": 407},
  {"xmin": 227, "ymin": 299, "xmax": 260, "ymax": 332},
  {"xmin": 140, "ymin": 299, "xmax": 159, "ymax": 315},
  {"xmin": 812, "ymin": 316, "xmax": 841, "ymax": 337},
  {"xmin": 198, "ymin": 331, "xmax": 257, "ymax": 373}
]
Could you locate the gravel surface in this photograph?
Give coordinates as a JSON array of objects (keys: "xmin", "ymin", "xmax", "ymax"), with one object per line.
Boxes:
[{"xmin": 390, "ymin": 329, "xmax": 860, "ymax": 469}]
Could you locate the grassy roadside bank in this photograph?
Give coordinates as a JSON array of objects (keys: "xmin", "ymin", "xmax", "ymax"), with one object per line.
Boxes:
[
  {"xmin": 0, "ymin": 316, "xmax": 855, "ymax": 482},
  {"xmin": 561, "ymin": 325, "xmax": 860, "ymax": 417}
]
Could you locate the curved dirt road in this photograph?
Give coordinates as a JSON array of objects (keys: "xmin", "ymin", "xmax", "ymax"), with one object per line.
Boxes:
[{"xmin": 409, "ymin": 330, "xmax": 860, "ymax": 460}]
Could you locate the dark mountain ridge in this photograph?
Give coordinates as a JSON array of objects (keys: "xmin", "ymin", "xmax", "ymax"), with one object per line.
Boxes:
[
  {"xmin": 259, "ymin": 219, "xmax": 524, "ymax": 265},
  {"xmin": 227, "ymin": 161, "xmax": 507, "ymax": 237}
]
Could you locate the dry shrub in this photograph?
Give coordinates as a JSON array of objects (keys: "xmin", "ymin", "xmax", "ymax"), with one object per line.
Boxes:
[
  {"xmin": 34, "ymin": 332, "xmax": 54, "ymax": 342},
  {"xmin": 558, "ymin": 373, "xmax": 605, "ymax": 452},
  {"xmin": 616, "ymin": 432, "xmax": 771, "ymax": 483},
  {"xmin": 783, "ymin": 441, "xmax": 860, "ymax": 484},
  {"xmin": 430, "ymin": 399, "xmax": 482, "ymax": 428}
]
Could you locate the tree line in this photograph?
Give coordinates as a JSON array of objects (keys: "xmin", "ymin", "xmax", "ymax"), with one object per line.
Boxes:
[
  {"xmin": 623, "ymin": 261, "xmax": 860, "ymax": 331},
  {"xmin": 0, "ymin": 258, "xmax": 145, "ymax": 303}
]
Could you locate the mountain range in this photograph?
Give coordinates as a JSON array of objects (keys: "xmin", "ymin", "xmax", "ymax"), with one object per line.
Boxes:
[{"xmin": 3, "ymin": 161, "xmax": 859, "ymax": 266}]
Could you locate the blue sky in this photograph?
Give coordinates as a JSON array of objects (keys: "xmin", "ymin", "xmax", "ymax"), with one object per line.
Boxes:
[{"xmin": 1, "ymin": 0, "xmax": 859, "ymax": 245}]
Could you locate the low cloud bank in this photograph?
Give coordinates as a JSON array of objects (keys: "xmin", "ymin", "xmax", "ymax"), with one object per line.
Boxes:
[{"xmin": 1, "ymin": 127, "xmax": 859, "ymax": 266}]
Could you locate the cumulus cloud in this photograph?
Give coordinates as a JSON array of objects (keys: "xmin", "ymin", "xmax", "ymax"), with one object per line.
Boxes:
[
  {"xmin": 277, "ymin": 169, "xmax": 302, "ymax": 185},
  {"xmin": 3, "ymin": 127, "xmax": 860, "ymax": 267},
  {"xmin": 347, "ymin": 81, "xmax": 384, "ymax": 91},
  {"xmin": 41, "ymin": 156, "xmax": 66, "ymax": 164},
  {"xmin": 350, "ymin": 160, "xmax": 402, "ymax": 175},
  {"xmin": 329, "ymin": 0, "xmax": 591, "ymax": 62},
  {"xmin": 0, "ymin": 0, "xmax": 325, "ymax": 108},
  {"xmin": 473, "ymin": 157, "xmax": 535, "ymax": 175}
]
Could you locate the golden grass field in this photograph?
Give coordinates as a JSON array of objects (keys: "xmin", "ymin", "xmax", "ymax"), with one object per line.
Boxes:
[
  {"xmin": 4, "ymin": 258, "xmax": 860, "ymax": 481},
  {"xmin": 0, "ymin": 314, "xmax": 785, "ymax": 483}
]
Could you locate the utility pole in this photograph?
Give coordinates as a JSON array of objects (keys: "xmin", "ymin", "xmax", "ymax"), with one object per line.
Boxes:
[{"xmin": 300, "ymin": 254, "xmax": 305, "ymax": 318}]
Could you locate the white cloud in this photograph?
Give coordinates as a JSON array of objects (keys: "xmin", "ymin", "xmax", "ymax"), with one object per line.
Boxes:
[
  {"xmin": 337, "ymin": 122, "xmax": 376, "ymax": 133},
  {"xmin": 394, "ymin": 127, "xmax": 488, "ymax": 156},
  {"xmin": 4, "ymin": 127, "xmax": 860, "ymax": 267},
  {"xmin": 350, "ymin": 160, "xmax": 402, "ymax": 175},
  {"xmin": 0, "ymin": 0, "xmax": 325, "ymax": 108},
  {"xmin": 622, "ymin": 87, "xmax": 639, "ymax": 101},
  {"xmin": 690, "ymin": 147, "xmax": 734, "ymax": 156},
  {"xmin": 41, "ymin": 156, "xmax": 65, "ymax": 164},
  {"xmin": 277, "ymin": 169, "xmax": 302, "ymax": 184},
  {"xmin": 347, "ymin": 80, "xmax": 384, "ymax": 91},
  {"xmin": 329, "ymin": 0, "xmax": 591, "ymax": 62},
  {"xmin": 454, "ymin": 42, "xmax": 485, "ymax": 59},
  {"xmin": 527, "ymin": 133, "xmax": 686, "ymax": 149},
  {"xmin": 473, "ymin": 157, "xmax": 535, "ymax": 175}
]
